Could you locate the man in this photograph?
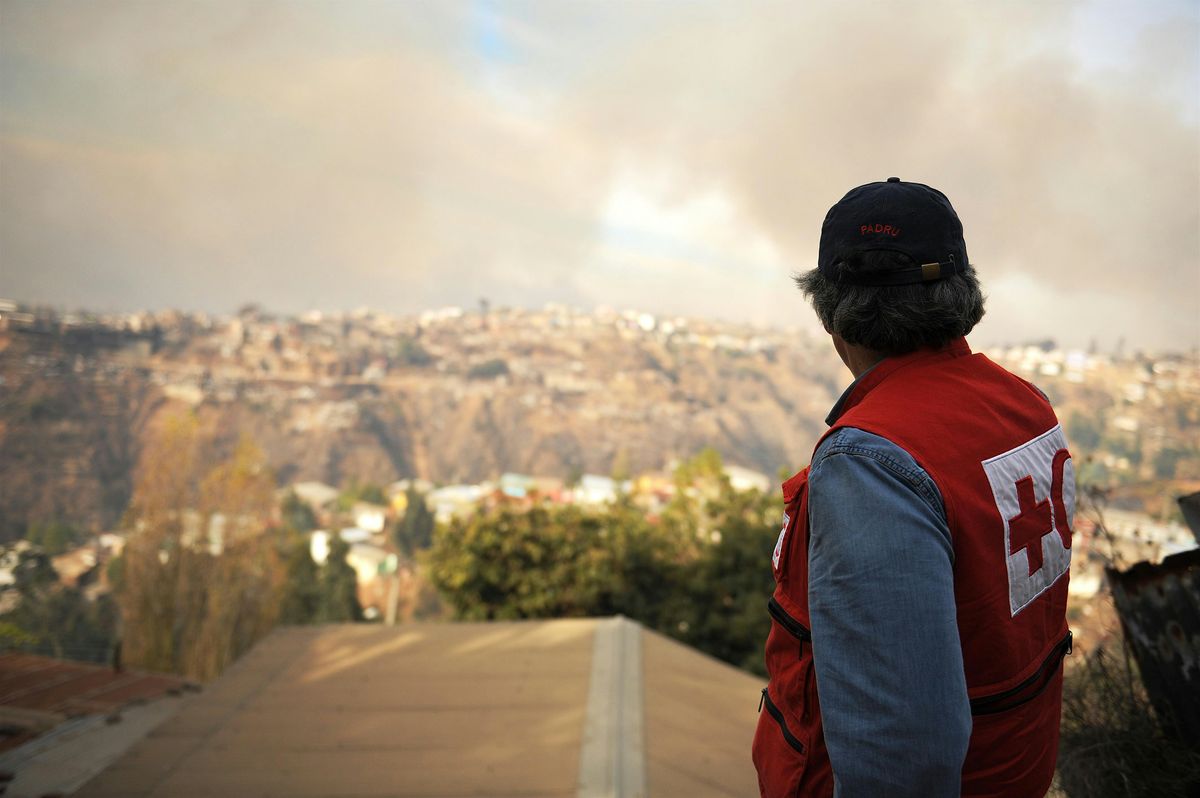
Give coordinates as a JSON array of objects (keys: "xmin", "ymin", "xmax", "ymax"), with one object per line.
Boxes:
[{"xmin": 752, "ymin": 178, "xmax": 1074, "ymax": 797}]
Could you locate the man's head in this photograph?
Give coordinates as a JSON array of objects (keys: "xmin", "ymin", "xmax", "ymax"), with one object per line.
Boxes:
[{"xmin": 796, "ymin": 177, "xmax": 985, "ymax": 357}]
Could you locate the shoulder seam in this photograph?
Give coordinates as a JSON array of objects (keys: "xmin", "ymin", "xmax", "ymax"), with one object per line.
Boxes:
[{"xmin": 815, "ymin": 430, "xmax": 945, "ymax": 512}]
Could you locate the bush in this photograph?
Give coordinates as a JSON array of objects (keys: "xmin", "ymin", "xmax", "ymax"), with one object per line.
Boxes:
[
  {"xmin": 395, "ymin": 337, "xmax": 433, "ymax": 367},
  {"xmin": 427, "ymin": 450, "xmax": 782, "ymax": 675},
  {"xmin": 335, "ymin": 481, "xmax": 386, "ymax": 511},
  {"xmin": 24, "ymin": 521, "xmax": 84, "ymax": 555},
  {"xmin": 466, "ymin": 359, "xmax": 508, "ymax": 380},
  {"xmin": 1057, "ymin": 641, "xmax": 1200, "ymax": 797},
  {"xmin": 427, "ymin": 503, "xmax": 683, "ymax": 624}
]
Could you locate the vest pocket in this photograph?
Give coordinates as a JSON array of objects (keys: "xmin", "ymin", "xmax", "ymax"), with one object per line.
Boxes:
[
  {"xmin": 969, "ymin": 631, "xmax": 1073, "ymax": 716},
  {"xmin": 764, "ymin": 595, "xmax": 816, "ymax": 728},
  {"xmin": 757, "ymin": 596, "xmax": 818, "ymax": 796},
  {"xmin": 761, "ymin": 688, "xmax": 806, "ymax": 753},
  {"xmin": 768, "ymin": 597, "xmax": 811, "ymax": 646},
  {"xmin": 752, "ymin": 685, "xmax": 810, "ymax": 797}
]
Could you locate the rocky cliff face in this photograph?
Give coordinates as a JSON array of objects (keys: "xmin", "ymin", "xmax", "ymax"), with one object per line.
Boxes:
[
  {"xmin": 0, "ymin": 311, "xmax": 844, "ymax": 538},
  {"xmin": 0, "ymin": 332, "xmax": 158, "ymax": 538}
]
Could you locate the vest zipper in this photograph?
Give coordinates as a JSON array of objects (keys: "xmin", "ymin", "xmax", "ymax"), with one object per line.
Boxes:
[
  {"xmin": 969, "ymin": 631, "xmax": 1073, "ymax": 716},
  {"xmin": 760, "ymin": 688, "xmax": 806, "ymax": 755},
  {"xmin": 767, "ymin": 597, "xmax": 811, "ymax": 642}
]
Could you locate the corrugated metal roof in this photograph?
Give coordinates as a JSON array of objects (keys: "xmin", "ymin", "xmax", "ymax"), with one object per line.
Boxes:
[
  {"xmin": 0, "ymin": 653, "xmax": 191, "ymax": 749},
  {"xmin": 0, "ymin": 652, "xmax": 193, "ymax": 796},
  {"xmin": 76, "ymin": 618, "xmax": 762, "ymax": 797}
]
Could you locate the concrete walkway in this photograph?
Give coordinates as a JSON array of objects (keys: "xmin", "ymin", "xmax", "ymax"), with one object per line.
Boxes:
[{"xmin": 0, "ymin": 696, "xmax": 184, "ymax": 798}]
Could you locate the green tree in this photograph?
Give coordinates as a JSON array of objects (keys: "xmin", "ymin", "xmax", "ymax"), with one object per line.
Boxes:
[
  {"xmin": 428, "ymin": 504, "xmax": 684, "ymax": 625},
  {"xmin": 0, "ymin": 622, "xmax": 38, "ymax": 649},
  {"xmin": 466, "ymin": 358, "xmax": 508, "ymax": 380},
  {"xmin": 675, "ymin": 487, "xmax": 778, "ymax": 675},
  {"xmin": 279, "ymin": 533, "xmax": 321, "ymax": 624},
  {"xmin": 660, "ymin": 448, "xmax": 732, "ymax": 558},
  {"xmin": 281, "ymin": 491, "xmax": 318, "ymax": 533},
  {"xmin": 395, "ymin": 336, "xmax": 432, "ymax": 367},
  {"xmin": 0, "ymin": 548, "xmax": 117, "ymax": 663},
  {"xmin": 358, "ymin": 484, "xmax": 387, "ymax": 506},
  {"xmin": 24, "ymin": 521, "xmax": 84, "ymax": 556},
  {"xmin": 335, "ymin": 481, "xmax": 387, "ymax": 512},
  {"xmin": 589, "ymin": 500, "xmax": 688, "ymax": 631},
  {"xmin": 426, "ymin": 450, "xmax": 784, "ymax": 677},
  {"xmin": 317, "ymin": 535, "xmax": 363, "ymax": 623},
  {"xmin": 673, "ymin": 447, "xmax": 728, "ymax": 491},
  {"xmin": 394, "ymin": 488, "xmax": 435, "ymax": 556}
]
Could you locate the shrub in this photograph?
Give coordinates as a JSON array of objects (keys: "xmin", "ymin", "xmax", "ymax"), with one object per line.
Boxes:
[
  {"xmin": 1057, "ymin": 640, "xmax": 1200, "ymax": 797},
  {"xmin": 466, "ymin": 359, "xmax": 508, "ymax": 380}
]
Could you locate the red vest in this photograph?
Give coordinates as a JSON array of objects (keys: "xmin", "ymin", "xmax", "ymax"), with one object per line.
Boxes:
[{"xmin": 752, "ymin": 339, "xmax": 1073, "ymax": 797}]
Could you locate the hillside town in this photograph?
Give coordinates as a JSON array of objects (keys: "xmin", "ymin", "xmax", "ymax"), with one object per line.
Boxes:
[
  {"xmin": 0, "ymin": 298, "xmax": 843, "ymax": 539},
  {"xmin": 1, "ymin": 299, "xmax": 1197, "ymax": 798},
  {"xmin": 2, "ymin": 297, "xmax": 1197, "ymax": 627},
  {"xmin": 3, "ymin": 296, "xmax": 1196, "ymax": 488},
  {"xmin": 0, "ymin": 296, "xmax": 825, "ymax": 407}
]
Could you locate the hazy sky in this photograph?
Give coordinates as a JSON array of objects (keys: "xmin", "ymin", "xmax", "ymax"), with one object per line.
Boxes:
[{"xmin": 2, "ymin": 0, "xmax": 1197, "ymax": 350}]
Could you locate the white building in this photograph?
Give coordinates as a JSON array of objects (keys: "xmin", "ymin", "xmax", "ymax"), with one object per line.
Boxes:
[
  {"xmin": 427, "ymin": 484, "xmax": 487, "ymax": 523},
  {"xmin": 573, "ymin": 475, "xmax": 632, "ymax": 506},
  {"xmin": 291, "ymin": 481, "xmax": 340, "ymax": 509},
  {"xmin": 724, "ymin": 465, "xmax": 772, "ymax": 494},
  {"xmin": 352, "ymin": 502, "xmax": 388, "ymax": 534},
  {"xmin": 346, "ymin": 543, "xmax": 390, "ymax": 585}
]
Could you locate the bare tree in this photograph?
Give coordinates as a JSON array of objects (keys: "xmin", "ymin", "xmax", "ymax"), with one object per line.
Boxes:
[{"xmin": 118, "ymin": 415, "xmax": 284, "ymax": 679}]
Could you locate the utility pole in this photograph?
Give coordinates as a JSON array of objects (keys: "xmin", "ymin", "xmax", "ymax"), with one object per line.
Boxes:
[{"xmin": 382, "ymin": 553, "xmax": 400, "ymax": 626}]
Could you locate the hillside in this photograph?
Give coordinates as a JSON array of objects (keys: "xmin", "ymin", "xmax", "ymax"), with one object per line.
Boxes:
[{"xmin": 0, "ymin": 306, "xmax": 845, "ymax": 538}]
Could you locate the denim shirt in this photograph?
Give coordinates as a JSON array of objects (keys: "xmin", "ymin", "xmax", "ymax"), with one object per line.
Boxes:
[{"xmin": 807, "ymin": 375, "xmax": 972, "ymax": 797}]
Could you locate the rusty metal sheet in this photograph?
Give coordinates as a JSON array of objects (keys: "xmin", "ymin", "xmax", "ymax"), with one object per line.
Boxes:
[
  {"xmin": 1107, "ymin": 547, "xmax": 1200, "ymax": 748},
  {"xmin": 1178, "ymin": 491, "xmax": 1200, "ymax": 543}
]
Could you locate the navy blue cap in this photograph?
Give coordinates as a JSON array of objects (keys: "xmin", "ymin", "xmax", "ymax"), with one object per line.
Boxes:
[{"xmin": 817, "ymin": 177, "xmax": 969, "ymax": 286}]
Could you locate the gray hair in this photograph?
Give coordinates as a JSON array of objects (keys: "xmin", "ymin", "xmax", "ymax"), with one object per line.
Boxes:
[{"xmin": 794, "ymin": 251, "xmax": 986, "ymax": 355}]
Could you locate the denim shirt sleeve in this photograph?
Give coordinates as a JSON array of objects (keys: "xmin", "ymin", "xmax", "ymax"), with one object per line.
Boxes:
[{"xmin": 807, "ymin": 427, "xmax": 971, "ymax": 798}]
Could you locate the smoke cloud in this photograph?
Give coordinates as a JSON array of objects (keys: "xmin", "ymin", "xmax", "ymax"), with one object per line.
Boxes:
[{"xmin": 2, "ymin": 0, "xmax": 1196, "ymax": 349}]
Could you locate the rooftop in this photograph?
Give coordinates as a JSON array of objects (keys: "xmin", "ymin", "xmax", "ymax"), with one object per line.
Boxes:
[
  {"xmin": 0, "ymin": 653, "xmax": 193, "ymax": 796},
  {"xmin": 75, "ymin": 617, "xmax": 760, "ymax": 797},
  {"xmin": 0, "ymin": 653, "xmax": 191, "ymax": 751}
]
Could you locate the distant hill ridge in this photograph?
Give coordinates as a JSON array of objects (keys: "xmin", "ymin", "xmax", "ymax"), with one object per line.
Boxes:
[{"xmin": 0, "ymin": 305, "xmax": 844, "ymax": 538}]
